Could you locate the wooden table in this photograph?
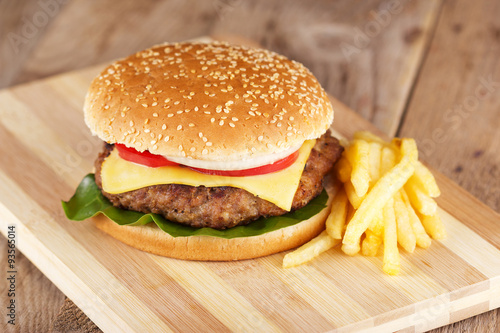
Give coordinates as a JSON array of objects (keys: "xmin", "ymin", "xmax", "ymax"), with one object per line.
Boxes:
[{"xmin": 0, "ymin": 0, "xmax": 498, "ymax": 332}]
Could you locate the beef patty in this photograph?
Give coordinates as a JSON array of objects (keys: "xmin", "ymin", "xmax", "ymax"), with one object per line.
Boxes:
[{"xmin": 94, "ymin": 133, "xmax": 343, "ymax": 229}]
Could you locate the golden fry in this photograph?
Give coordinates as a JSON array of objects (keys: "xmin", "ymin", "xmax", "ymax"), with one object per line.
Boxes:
[
  {"xmin": 404, "ymin": 181, "xmax": 438, "ymax": 215},
  {"xmin": 334, "ymin": 156, "xmax": 352, "ymax": 183},
  {"xmin": 401, "ymin": 189, "xmax": 431, "ymax": 248},
  {"xmin": 362, "ymin": 229, "xmax": 382, "ymax": 257},
  {"xmin": 344, "ymin": 180, "xmax": 364, "ymax": 209},
  {"xmin": 383, "ymin": 198, "xmax": 400, "ymax": 275},
  {"xmin": 325, "ymin": 187, "xmax": 348, "ymax": 239},
  {"xmin": 368, "ymin": 142, "xmax": 382, "ymax": 187},
  {"xmin": 394, "ymin": 191, "xmax": 416, "ymax": 253},
  {"xmin": 283, "ymin": 231, "xmax": 341, "ymax": 268},
  {"xmin": 421, "ymin": 212, "xmax": 447, "ymax": 240},
  {"xmin": 380, "ymin": 146, "xmax": 397, "ymax": 175},
  {"xmin": 368, "ymin": 212, "xmax": 384, "ymax": 237},
  {"xmin": 399, "ymin": 138, "xmax": 419, "ymax": 162},
  {"xmin": 410, "ymin": 161, "xmax": 441, "ymax": 197},
  {"xmin": 345, "ymin": 140, "xmax": 371, "ymax": 198}
]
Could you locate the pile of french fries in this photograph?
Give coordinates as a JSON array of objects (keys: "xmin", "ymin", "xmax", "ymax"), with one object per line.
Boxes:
[{"xmin": 283, "ymin": 131, "xmax": 446, "ymax": 275}]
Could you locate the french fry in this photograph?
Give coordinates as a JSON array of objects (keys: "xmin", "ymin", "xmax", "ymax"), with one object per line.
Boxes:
[
  {"xmin": 346, "ymin": 202, "xmax": 356, "ymax": 221},
  {"xmin": 410, "ymin": 160, "xmax": 441, "ymax": 197},
  {"xmin": 362, "ymin": 229, "xmax": 382, "ymax": 257},
  {"xmin": 334, "ymin": 156, "xmax": 352, "ymax": 183},
  {"xmin": 345, "ymin": 140, "xmax": 371, "ymax": 198},
  {"xmin": 404, "ymin": 181, "xmax": 438, "ymax": 215},
  {"xmin": 368, "ymin": 212, "xmax": 384, "ymax": 236},
  {"xmin": 283, "ymin": 231, "xmax": 341, "ymax": 268},
  {"xmin": 394, "ymin": 191, "xmax": 416, "ymax": 253},
  {"xmin": 421, "ymin": 212, "xmax": 447, "ymax": 240},
  {"xmin": 383, "ymin": 198, "xmax": 400, "ymax": 275},
  {"xmin": 342, "ymin": 153, "xmax": 416, "ymax": 255},
  {"xmin": 344, "ymin": 180, "xmax": 364, "ymax": 209},
  {"xmin": 325, "ymin": 187, "xmax": 348, "ymax": 239},
  {"xmin": 399, "ymin": 138, "xmax": 419, "ymax": 163},
  {"xmin": 368, "ymin": 142, "xmax": 382, "ymax": 187},
  {"xmin": 380, "ymin": 146, "xmax": 397, "ymax": 175},
  {"xmin": 401, "ymin": 189, "xmax": 432, "ymax": 248}
]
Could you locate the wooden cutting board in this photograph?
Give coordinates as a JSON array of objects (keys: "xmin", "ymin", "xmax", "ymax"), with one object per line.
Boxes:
[{"xmin": 0, "ymin": 64, "xmax": 499, "ymax": 333}]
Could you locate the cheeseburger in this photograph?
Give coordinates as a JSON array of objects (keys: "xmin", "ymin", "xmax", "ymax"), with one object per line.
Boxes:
[{"xmin": 65, "ymin": 41, "xmax": 343, "ymax": 260}]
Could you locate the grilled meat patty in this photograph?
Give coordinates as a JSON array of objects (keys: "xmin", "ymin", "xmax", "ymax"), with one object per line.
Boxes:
[{"xmin": 94, "ymin": 133, "xmax": 343, "ymax": 229}]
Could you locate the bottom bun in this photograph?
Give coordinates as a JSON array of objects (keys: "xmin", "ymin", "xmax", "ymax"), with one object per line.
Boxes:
[{"xmin": 93, "ymin": 177, "xmax": 339, "ymax": 261}]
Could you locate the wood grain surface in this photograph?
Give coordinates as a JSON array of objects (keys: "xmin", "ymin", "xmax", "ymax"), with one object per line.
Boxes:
[{"xmin": 0, "ymin": 0, "xmax": 498, "ymax": 332}]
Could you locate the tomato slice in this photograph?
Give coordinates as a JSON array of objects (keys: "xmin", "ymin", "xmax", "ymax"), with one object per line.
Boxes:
[
  {"xmin": 115, "ymin": 144, "xmax": 179, "ymax": 168},
  {"xmin": 189, "ymin": 150, "xmax": 300, "ymax": 177},
  {"xmin": 114, "ymin": 144, "xmax": 299, "ymax": 176}
]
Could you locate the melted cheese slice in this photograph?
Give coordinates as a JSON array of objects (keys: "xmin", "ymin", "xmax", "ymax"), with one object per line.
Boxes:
[{"xmin": 101, "ymin": 140, "xmax": 316, "ymax": 211}]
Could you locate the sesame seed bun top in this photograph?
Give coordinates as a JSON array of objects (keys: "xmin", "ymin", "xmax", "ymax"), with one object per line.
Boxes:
[{"xmin": 84, "ymin": 41, "xmax": 334, "ymax": 162}]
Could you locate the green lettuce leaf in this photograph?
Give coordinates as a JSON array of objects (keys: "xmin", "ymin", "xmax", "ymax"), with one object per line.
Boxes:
[{"xmin": 62, "ymin": 174, "xmax": 328, "ymax": 239}]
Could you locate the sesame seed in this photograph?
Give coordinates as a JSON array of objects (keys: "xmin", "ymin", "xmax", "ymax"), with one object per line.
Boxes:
[
  {"xmin": 152, "ymin": 102, "xmax": 158, "ymax": 106},
  {"xmin": 153, "ymin": 113, "xmax": 158, "ymax": 117},
  {"xmin": 206, "ymin": 142, "xmax": 212, "ymax": 146},
  {"xmin": 177, "ymin": 125, "xmax": 182, "ymax": 130}
]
